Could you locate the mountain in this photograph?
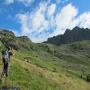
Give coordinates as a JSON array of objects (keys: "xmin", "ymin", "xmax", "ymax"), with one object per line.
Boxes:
[
  {"xmin": 0, "ymin": 40, "xmax": 90, "ymax": 90},
  {"xmin": 0, "ymin": 29, "xmax": 32, "ymax": 50},
  {"xmin": 0, "ymin": 29, "xmax": 90, "ymax": 90},
  {"xmin": 46, "ymin": 27, "xmax": 90, "ymax": 45}
]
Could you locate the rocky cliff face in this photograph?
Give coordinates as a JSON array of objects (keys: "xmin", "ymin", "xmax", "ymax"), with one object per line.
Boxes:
[{"xmin": 46, "ymin": 27, "xmax": 90, "ymax": 45}]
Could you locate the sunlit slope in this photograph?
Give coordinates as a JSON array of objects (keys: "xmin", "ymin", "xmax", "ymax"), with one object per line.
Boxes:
[
  {"xmin": 0, "ymin": 55, "xmax": 90, "ymax": 90},
  {"xmin": 0, "ymin": 40, "xmax": 90, "ymax": 90}
]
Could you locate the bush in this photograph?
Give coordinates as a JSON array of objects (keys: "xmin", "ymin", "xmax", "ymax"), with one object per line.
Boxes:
[{"xmin": 87, "ymin": 74, "xmax": 90, "ymax": 82}]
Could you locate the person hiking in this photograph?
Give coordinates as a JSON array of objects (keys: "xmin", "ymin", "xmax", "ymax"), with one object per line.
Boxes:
[{"xmin": 1, "ymin": 47, "xmax": 13, "ymax": 77}]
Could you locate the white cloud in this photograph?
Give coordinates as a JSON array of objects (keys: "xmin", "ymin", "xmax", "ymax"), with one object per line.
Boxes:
[
  {"xmin": 18, "ymin": 0, "xmax": 34, "ymax": 6},
  {"xmin": 78, "ymin": 12, "xmax": 90, "ymax": 29},
  {"xmin": 5, "ymin": 0, "xmax": 14, "ymax": 4},
  {"xmin": 17, "ymin": 13, "xmax": 30, "ymax": 34},
  {"xmin": 5, "ymin": 0, "xmax": 34, "ymax": 6},
  {"xmin": 47, "ymin": 4, "xmax": 56, "ymax": 17},
  {"xmin": 56, "ymin": 0, "xmax": 69, "ymax": 4},
  {"xmin": 56, "ymin": 0, "xmax": 61, "ymax": 4},
  {"xmin": 16, "ymin": 2, "xmax": 90, "ymax": 43},
  {"xmin": 31, "ymin": 3, "xmax": 49, "ymax": 33},
  {"xmin": 16, "ymin": 2, "xmax": 50, "ymax": 42},
  {"xmin": 53, "ymin": 3, "xmax": 78, "ymax": 36},
  {"xmin": 68, "ymin": 12, "xmax": 90, "ymax": 29}
]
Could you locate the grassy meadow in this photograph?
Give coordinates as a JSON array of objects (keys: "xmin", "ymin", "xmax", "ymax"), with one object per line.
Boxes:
[{"xmin": 0, "ymin": 40, "xmax": 90, "ymax": 90}]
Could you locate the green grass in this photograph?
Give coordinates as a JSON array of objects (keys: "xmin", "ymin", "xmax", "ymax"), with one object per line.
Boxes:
[{"xmin": 0, "ymin": 40, "xmax": 90, "ymax": 90}]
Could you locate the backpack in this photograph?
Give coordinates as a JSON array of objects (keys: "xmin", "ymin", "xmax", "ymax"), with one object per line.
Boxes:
[{"xmin": 3, "ymin": 50, "xmax": 9, "ymax": 63}]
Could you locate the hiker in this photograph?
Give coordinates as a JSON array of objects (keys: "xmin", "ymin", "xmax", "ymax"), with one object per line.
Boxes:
[{"xmin": 1, "ymin": 47, "xmax": 13, "ymax": 77}]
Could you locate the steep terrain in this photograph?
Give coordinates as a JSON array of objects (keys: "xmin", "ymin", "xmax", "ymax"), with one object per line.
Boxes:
[
  {"xmin": 0, "ymin": 29, "xmax": 90, "ymax": 90},
  {"xmin": 0, "ymin": 29, "xmax": 32, "ymax": 50},
  {"xmin": 46, "ymin": 27, "xmax": 90, "ymax": 45}
]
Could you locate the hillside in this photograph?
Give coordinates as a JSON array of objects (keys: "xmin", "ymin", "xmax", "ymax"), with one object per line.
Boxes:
[
  {"xmin": 0, "ymin": 29, "xmax": 90, "ymax": 90},
  {"xmin": 46, "ymin": 27, "xmax": 90, "ymax": 45},
  {"xmin": 0, "ymin": 29, "xmax": 32, "ymax": 50}
]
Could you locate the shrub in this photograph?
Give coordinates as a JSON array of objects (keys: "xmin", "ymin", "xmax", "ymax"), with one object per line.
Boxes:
[{"xmin": 87, "ymin": 74, "xmax": 90, "ymax": 82}]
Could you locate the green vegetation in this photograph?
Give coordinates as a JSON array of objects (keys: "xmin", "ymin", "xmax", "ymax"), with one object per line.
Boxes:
[
  {"xmin": 0, "ymin": 29, "xmax": 32, "ymax": 50},
  {"xmin": 46, "ymin": 27, "xmax": 90, "ymax": 45},
  {"xmin": 0, "ymin": 29, "xmax": 90, "ymax": 90}
]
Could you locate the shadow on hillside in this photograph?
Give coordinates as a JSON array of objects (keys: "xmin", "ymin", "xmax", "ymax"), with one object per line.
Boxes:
[{"xmin": 1, "ymin": 86, "xmax": 19, "ymax": 90}]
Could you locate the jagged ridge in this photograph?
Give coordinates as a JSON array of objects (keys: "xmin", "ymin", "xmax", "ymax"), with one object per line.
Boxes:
[{"xmin": 46, "ymin": 27, "xmax": 90, "ymax": 45}]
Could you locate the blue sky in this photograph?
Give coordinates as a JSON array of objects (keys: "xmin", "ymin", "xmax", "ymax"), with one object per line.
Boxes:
[{"xmin": 0, "ymin": 0, "xmax": 90, "ymax": 42}]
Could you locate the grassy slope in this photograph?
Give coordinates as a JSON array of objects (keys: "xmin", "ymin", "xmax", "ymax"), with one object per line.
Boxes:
[{"xmin": 0, "ymin": 40, "xmax": 90, "ymax": 90}]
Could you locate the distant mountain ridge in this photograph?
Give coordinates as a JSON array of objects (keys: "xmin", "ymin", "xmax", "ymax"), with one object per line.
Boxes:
[
  {"xmin": 1, "ymin": 27, "xmax": 90, "ymax": 49},
  {"xmin": 46, "ymin": 27, "xmax": 90, "ymax": 45}
]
